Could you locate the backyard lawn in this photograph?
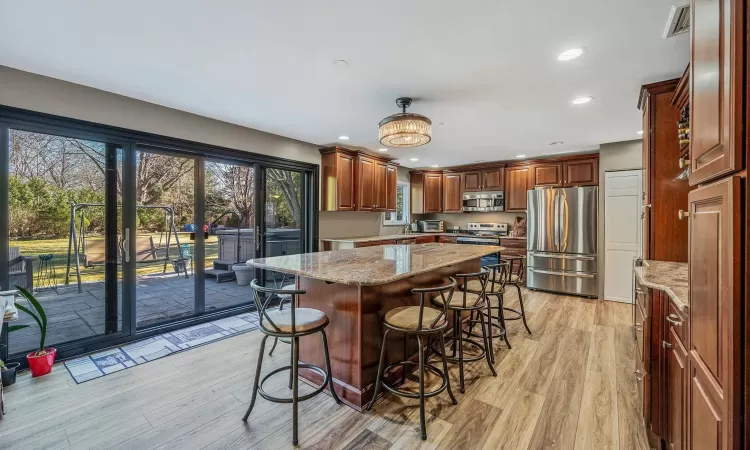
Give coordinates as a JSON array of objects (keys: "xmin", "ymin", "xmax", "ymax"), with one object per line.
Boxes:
[{"xmin": 10, "ymin": 233, "xmax": 221, "ymax": 287}]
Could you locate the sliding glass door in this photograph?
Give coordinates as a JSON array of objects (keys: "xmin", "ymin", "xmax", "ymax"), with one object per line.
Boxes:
[{"xmin": 1, "ymin": 126, "xmax": 127, "ymax": 360}]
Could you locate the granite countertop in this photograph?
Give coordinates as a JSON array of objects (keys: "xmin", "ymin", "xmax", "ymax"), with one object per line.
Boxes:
[
  {"xmin": 322, "ymin": 233, "xmax": 526, "ymax": 243},
  {"xmin": 247, "ymin": 242, "xmax": 504, "ymax": 286},
  {"xmin": 634, "ymin": 260, "xmax": 689, "ymax": 312}
]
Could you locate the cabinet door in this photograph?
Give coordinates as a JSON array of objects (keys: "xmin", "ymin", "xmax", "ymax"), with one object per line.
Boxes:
[
  {"xmin": 533, "ymin": 163, "xmax": 563, "ymax": 187},
  {"xmin": 482, "ymin": 168, "xmax": 505, "ymax": 190},
  {"xmin": 505, "ymin": 166, "xmax": 532, "ymax": 212},
  {"xmin": 667, "ymin": 327, "xmax": 687, "ymax": 450},
  {"xmin": 689, "ymin": 0, "xmax": 743, "ymax": 185},
  {"xmin": 373, "ymin": 161, "xmax": 388, "ymax": 211},
  {"xmin": 463, "ymin": 171, "xmax": 482, "ymax": 192},
  {"xmin": 687, "ymin": 176, "xmax": 742, "ymax": 450},
  {"xmin": 563, "ymin": 158, "xmax": 599, "ymax": 186},
  {"xmin": 357, "ymin": 156, "xmax": 376, "ymax": 211},
  {"xmin": 642, "ymin": 101, "xmax": 651, "ymax": 259},
  {"xmin": 386, "ymin": 165, "xmax": 397, "ymax": 212},
  {"xmin": 442, "ymin": 173, "xmax": 462, "ymax": 213},
  {"xmin": 423, "ymin": 173, "xmax": 443, "ymax": 213},
  {"xmin": 335, "ymin": 152, "xmax": 357, "ymax": 211}
]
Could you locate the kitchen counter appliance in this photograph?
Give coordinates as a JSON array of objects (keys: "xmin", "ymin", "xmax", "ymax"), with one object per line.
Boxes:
[
  {"xmin": 526, "ymin": 186, "xmax": 598, "ymax": 297},
  {"xmin": 416, "ymin": 220, "xmax": 443, "ymax": 232},
  {"xmin": 455, "ymin": 222, "xmax": 508, "ymax": 266},
  {"xmin": 462, "ymin": 191, "xmax": 504, "ymax": 212}
]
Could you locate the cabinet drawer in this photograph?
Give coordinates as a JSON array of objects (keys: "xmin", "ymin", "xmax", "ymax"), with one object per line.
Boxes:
[
  {"xmin": 356, "ymin": 239, "xmax": 396, "ymax": 248},
  {"xmin": 635, "ymin": 301, "xmax": 649, "ymax": 368},
  {"xmin": 666, "ymin": 300, "xmax": 686, "ymax": 345},
  {"xmin": 438, "ymin": 236, "xmax": 457, "ymax": 244},
  {"xmin": 415, "ymin": 236, "xmax": 436, "ymax": 244},
  {"xmin": 499, "ymin": 238, "xmax": 526, "ymax": 249},
  {"xmin": 634, "ymin": 280, "xmax": 649, "ymax": 315}
]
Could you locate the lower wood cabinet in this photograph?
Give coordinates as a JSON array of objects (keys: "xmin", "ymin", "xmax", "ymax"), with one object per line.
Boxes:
[{"xmin": 666, "ymin": 324, "xmax": 687, "ymax": 450}]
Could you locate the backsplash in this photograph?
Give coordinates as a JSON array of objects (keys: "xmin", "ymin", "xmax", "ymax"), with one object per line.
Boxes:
[{"xmin": 414, "ymin": 211, "xmax": 526, "ymax": 229}]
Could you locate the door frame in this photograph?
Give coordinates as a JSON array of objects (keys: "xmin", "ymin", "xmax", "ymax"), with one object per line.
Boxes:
[{"xmin": 0, "ymin": 105, "xmax": 319, "ymax": 366}]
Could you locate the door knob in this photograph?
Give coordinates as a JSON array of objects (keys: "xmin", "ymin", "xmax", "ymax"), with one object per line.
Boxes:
[{"xmin": 678, "ymin": 210, "xmax": 690, "ymax": 220}]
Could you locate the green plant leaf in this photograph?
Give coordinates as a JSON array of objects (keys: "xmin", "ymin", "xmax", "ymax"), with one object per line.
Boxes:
[
  {"xmin": 7, "ymin": 324, "xmax": 30, "ymax": 332},
  {"xmin": 16, "ymin": 286, "xmax": 47, "ymax": 351},
  {"xmin": 14, "ymin": 303, "xmax": 44, "ymax": 352}
]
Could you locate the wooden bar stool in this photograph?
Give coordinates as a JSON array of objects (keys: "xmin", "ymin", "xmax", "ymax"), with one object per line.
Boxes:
[
  {"xmin": 367, "ymin": 278, "xmax": 459, "ymax": 441},
  {"xmin": 242, "ymin": 280, "xmax": 341, "ymax": 446},
  {"xmin": 464, "ymin": 261, "xmax": 511, "ymax": 359},
  {"xmin": 431, "ymin": 269, "xmax": 497, "ymax": 394},
  {"xmin": 500, "ymin": 255, "xmax": 532, "ymax": 335}
]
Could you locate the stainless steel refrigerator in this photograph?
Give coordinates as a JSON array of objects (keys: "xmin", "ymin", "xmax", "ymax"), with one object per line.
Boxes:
[{"xmin": 526, "ymin": 186, "xmax": 598, "ymax": 297}]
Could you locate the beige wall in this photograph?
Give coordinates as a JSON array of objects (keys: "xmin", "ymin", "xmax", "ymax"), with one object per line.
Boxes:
[
  {"xmin": 0, "ymin": 67, "xmax": 321, "ymax": 165},
  {"xmin": 598, "ymin": 140, "xmax": 643, "ymax": 298},
  {"xmin": 414, "ymin": 211, "xmax": 525, "ymax": 231}
]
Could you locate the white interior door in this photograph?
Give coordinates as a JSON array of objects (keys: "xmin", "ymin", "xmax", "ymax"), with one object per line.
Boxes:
[{"xmin": 604, "ymin": 170, "xmax": 642, "ymax": 303}]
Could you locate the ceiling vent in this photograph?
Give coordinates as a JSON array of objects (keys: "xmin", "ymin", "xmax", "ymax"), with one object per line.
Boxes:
[{"xmin": 663, "ymin": 4, "xmax": 691, "ymax": 38}]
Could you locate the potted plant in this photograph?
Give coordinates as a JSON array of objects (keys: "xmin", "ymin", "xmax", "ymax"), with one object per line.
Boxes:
[
  {"xmin": 12, "ymin": 287, "xmax": 55, "ymax": 377},
  {"xmin": 0, "ymin": 359, "xmax": 20, "ymax": 387},
  {"xmin": 232, "ymin": 262, "xmax": 253, "ymax": 286}
]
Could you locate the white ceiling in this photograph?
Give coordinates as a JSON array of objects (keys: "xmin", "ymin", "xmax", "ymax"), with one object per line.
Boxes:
[{"xmin": 0, "ymin": 1, "xmax": 688, "ymax": 167}]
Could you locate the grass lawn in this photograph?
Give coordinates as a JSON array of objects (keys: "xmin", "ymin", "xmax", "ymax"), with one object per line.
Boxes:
[{"xmin": 10, "ymin": 233, "xmax": 220, "ymax": 286}]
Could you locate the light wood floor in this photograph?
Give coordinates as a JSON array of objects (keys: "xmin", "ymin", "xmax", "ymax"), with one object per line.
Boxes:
[{"xmin": 0, "ymin": 289, "xmax": 651, "ymax": 450}]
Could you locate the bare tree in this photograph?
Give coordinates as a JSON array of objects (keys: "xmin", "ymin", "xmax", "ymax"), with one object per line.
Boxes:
[
  {"xmin": 206, "ymin": 163, "xmax": 254, "ymax": 226},
  {"xmin": 267, "ymin": 168, "xmax": 301, "ymax": 227}
]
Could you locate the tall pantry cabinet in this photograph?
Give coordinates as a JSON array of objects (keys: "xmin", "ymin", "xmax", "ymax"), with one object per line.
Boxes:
[{"xmin": 684, "ymin": 0, "xmax": 746, "ymax": 449}]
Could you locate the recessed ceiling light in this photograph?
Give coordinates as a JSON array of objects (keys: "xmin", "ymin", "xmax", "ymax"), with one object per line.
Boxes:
[
  {"xmin": 516, "ymin": 154, "xmax": 526, "ymax": 158},
  {"xmin": 410, "ymin": 158, "xmax": 419, "ymax": 162},
  {"xmin": 474, "ymin": 160, "xmax": 485, "ymax": 163},
  {"xmin": 549, "ymin": 141, "xmax": 564, "ymax": 145},
  {"xmin": 332, "ymin": 59, "xmax": 349, "ymax": 67},
  {"xmin": 558, "ymin": 48, "xmax": 585, "ymax": 61},
  {"xmin": 637, "ymin": 130, "xmax": 644, "ymax": 135},
  {"xmin": 378, "ymin": 148, "xmax": 388, "ymax": 152},
  {"xmin": 338, "ymin": 135, "xmax": 350, "ymax": 140},
  {"xmin": 431, "ymin": 164, "xmax": 440, "ymax": 168},
  {"xmin": 571, "ymin": 96, "xmax": 594, "ymax": 105}
]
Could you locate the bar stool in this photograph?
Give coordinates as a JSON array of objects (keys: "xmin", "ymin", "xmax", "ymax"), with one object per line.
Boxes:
[
  {"xmin": 464, "ymin": 262, "xmax": 511, "ymax": 358},
  {"xmin": 367, "ymin": 279, "xmax": 459, "ymax": 441},
  {"xmin": 242, "ymin": 280, "xmax": 340, "ymax": 446},
  {"xmin": 500, "ymin": 256, "xmax": 532, "ymax": 335},
  {"xmin": 431, "ymin": 269, "xmax": 497, "ymax": 394}
]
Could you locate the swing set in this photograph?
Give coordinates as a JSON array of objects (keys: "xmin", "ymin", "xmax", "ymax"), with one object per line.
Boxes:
[{"xmin": 64, "ymin": 202, "xmax": 191, "ymax": 293}]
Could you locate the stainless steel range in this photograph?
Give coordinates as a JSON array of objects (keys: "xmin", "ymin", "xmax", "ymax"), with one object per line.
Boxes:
[{"xmin": 455, "ymin": 223, "xmax": 508, "ymax": 266}]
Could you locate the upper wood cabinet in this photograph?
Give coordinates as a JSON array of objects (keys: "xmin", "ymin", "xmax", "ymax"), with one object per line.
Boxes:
[
  {"xmin": 320, "ymin": 147, "xmax": 398, "ymax": 212},
  {"xmin": 532, "ymin": 162, "xmax": 563, "ymax": 187},
  {"xmin": 505, "ymin": 166, "xmax": 532, "ymax": 212},
  {"xmin": 689, "ymin": 0, "xmax": 744, "ymax": 186},
  {"xmin": 482, "ymin": 168, "xmax": 505, "ymax": 190},
  {"xmin": 386, "ymin": 165, "xmax": 397, "ymax": 212},
  {"xmin": 442, "ymin": 172, "xmax": 462, "ymax": 213},
  {"xmin": 462, "ymin": 168, "xmax": 505, "ymax": 192},
  {"xmin": 562, "ymin": 158, "xmax": 598, "ymax": 186},
  {"xmin": 410, "ymin": 171, "xmax": 443, "ymax": 214},
  {"xmin": 463, "ymin": 171, "xmax": 482, "ymax": 192},
  {"xmin": 687, "ymin": 176, "xmax": 742, "ymax": 450}
]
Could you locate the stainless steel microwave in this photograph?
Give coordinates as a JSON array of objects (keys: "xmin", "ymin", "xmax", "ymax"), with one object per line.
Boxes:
[{"xmin": 462, "ymin": 191, "xmax": 505, "ymax": 212}]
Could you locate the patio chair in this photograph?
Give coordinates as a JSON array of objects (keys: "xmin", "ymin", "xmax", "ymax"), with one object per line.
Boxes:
[{"xmin": 8, "ymin": 248, "xmax": 33, "ymax": 291}]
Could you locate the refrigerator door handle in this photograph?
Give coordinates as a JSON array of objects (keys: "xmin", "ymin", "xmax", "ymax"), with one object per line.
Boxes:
[
  {"xmin": 528, "ymin": 268, "xmax": 596, "ymax": 278},
  {"xmin": 553, "ymin": 191, "xmax": 560, "ymax": 250},
  {"xmin": 529, "ymin": 251, "xmax": 595, "ymax": 260}
]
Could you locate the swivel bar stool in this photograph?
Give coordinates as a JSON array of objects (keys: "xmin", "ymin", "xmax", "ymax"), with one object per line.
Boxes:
[
  {"xmin": 367, "ymin": 279, "xmax": 459, "ymax": 441},
  {"xmin": 431, "ymin": 269, "xmax": 497, "ymax": 394},
  {"xmin": 242, "ymin": 280, "xmax": 340, "ymax": 446},
  {"xmin": 464, "ymin": 261, "xmax": 511, "ymax": 359},
  {"xmin": 500, "ymin": 255, "xmax": 532, "ymax": 336}
]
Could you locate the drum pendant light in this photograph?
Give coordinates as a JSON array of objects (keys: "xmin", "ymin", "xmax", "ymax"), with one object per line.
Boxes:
[{"xmin": 378, "ymin": 97, "xmax": 432, "ymax": 148}]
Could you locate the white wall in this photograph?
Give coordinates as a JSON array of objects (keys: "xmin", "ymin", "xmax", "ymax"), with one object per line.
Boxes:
[{"xmin": 597, "ymin": 140, "xmax": 643, "ymax": 298}]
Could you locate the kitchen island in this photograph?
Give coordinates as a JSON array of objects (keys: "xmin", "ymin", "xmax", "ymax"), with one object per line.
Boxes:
[{"xmin": 246, "ymin": 242, "xmax": 503, "ymax": 410}]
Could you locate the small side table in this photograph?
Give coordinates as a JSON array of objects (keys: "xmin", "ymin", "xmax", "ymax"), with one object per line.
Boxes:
[{"xmin": 36, "ymin": 254, "xmax": 57, "ymax": 293}]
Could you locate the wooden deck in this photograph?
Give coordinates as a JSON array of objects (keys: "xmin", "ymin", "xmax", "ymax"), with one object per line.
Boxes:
[{"xmin": 0, "ymin": 288, "xmax": 650, "ymax": 449}]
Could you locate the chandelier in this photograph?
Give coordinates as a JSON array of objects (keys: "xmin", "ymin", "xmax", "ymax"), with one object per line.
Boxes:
[{"xmin": 378, "ymin": 97, "xmax": 432, "ymax": 147}]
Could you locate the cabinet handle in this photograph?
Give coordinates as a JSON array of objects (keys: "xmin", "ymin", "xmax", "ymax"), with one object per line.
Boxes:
[
  {"xmin": 679, "ymin": 158, "xmax": 691, "ymax": 169},
  {"xmin": 634, "ymin": 288, "xmax": 643, "ymax": 295},
  {"xmin": 663, "ymin": 340, "xmax": 672, "ymax": 349},
  {"xmin": 633, "ymin": 370, "xmax": 644, "ymax": 381},
  {"xmin": 634, "ymin": 323, "xmax": 643, "ymax": 331},
  {"xmin": 642, "ymin": 204, "xmax": 652, "ymax": 209},
  {"xmin": 666, "ymin": 314, "xmax": 683, "ymax": 326},
  {"xmin": 678, "ymin": 210, "xmax": 690, "ymax": 220}
]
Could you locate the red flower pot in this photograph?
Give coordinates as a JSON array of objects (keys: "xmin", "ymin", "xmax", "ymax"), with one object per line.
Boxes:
[{"xmin": 26, "ymin": 348, "xmax": 56, "ymax": 377}]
